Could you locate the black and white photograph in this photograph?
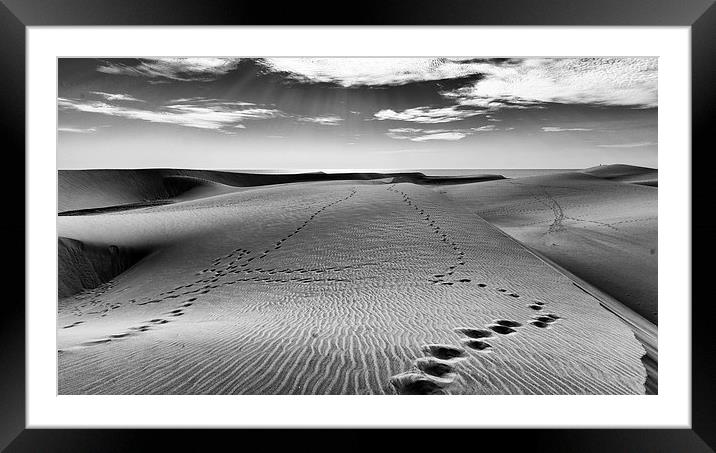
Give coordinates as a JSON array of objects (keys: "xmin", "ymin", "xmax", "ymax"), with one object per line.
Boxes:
[{"xmin": 56, "ymin": 57, "xmax": 658, "ymax": 396}]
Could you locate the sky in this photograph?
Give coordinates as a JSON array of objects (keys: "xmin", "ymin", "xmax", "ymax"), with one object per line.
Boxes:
[{"xmin": 57, "ymin": 57, "xmax": 657, "ymax": 170}]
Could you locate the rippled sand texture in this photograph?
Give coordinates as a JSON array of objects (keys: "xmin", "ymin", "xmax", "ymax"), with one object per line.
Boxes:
[{"xmin": 58, "ymin": 181, "xmax": 647, "ymax": 394}]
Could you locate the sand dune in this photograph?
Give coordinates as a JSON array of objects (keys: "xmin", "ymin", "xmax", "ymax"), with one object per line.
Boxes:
[
  {"xmin": 58, "ymin": 169, "xmax": 504, "ymax": 213},
  {"xmin": 440, "ymin": 167, "xmax": 657, "ymax": 325},
  {"xmin": 58, "ymin": 237, "xmax": 147, "ymax": 299},
  {"xmin": 58, "ymin": 178, "xmax": 648, "ymax": 395},
  {"xmin": 582, "ymin": 164, "xmax": 658, "ymax": 187}
]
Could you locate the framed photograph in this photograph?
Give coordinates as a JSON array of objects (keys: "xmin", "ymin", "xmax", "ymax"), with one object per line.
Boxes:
[{"xmin": 3, "ymin": 0, "xmax": 713, "ymax": 450}]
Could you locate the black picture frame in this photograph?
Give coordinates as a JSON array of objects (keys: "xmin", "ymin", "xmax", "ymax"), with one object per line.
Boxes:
[{"xmin": 2, "ymin": 0, "xmax": 713, "ymax": 451}]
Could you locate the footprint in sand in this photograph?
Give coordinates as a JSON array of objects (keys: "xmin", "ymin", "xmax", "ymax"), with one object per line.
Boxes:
[
  {"xmin": 494, "ymin": 319, "xmax": 522, "ymax": 328},
  {"xmin": 130, "ymin": 325, "xmax": 152, "ymax": 332},
  {"xmin": 455, "ymin": 327, "xmax": 493, "ymax": 339},
  {"xmin": 389, "ymin": 358, "xmax": 457, "ymax": 395},
  {"xmin": 81, "ymin": 338, "xmax": 112, "ymax": 346},
  {"xmin": 488, "ymin": 324, "xmax": 518, "ymax": 335},
  {"xmin": 415, "ymin": 357, "xmax": 456, "ymax": 380},
  {"xmin": 149, "ymin": 318, "xmax": 170, "ymax": 324},
  {"xmin": 462, "ymin": 339, "xmax": 493, "ymax": 351},
  {"xmin": 422, "ymin": 344, "xmax": 467, "ymax": 361},
  {"xmin": 455, "ymin": 328, "xmax": 493, "ymax": 351},
  {"xmin": 530, "ymin": 313, "xmax": 561, "ymax": 327},
  {"xmin": 109, "ymin": 332, "xmax": 132, "ymax": 339}
]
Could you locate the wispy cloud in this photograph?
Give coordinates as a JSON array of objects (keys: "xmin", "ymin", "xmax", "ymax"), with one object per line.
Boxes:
[
  {"xmin": 374, "ymin": 106, "xmax": 484, "ymax": 124},
  {"xmin": 597, "ymin": 141, "xmax": 656, "ymax": 148},
  {"xmin": 90, "ymin": 91, "xmax": 145, "ymax": 102},
  {"xmin": 411, "ymin": 132, "xmax": 467, "ymax": 142},
  {"xmin": 296, "ymin": 115, "xmax": 343, "ymax": 126},
  {"xmin": 387, "ymin": 128, "xmax": 458, "ymax": 141},
  {"xmin": 386, "ymin": 126, "xmax": 498, "ymax": 142},
  {"xmin": 97, "ymin": 58, "xmax": 242, "ymax": 82},
  {"xmin": 444, "ymin": 58, "xmax": 657, "ymax": 109},
  {"xmin": 58, "ymin": 97, "xmax": 282, "ymax": 130},
  {"xmin": 472, "ymin": 125, "xmax": 499, "ymax": 132},
  {"xmin": 541, "ymin": 126, "xmax": 593, "ymax": 132},
  {"xmin": 58, "ymin": 126, "xmax": 98, "ymax": 134}
]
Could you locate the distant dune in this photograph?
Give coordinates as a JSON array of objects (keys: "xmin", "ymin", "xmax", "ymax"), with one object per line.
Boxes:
[
  {"xmin": 58, "ymin": 169, "xmax": 504, "ymax": 213},
  {"xmin": 582, "ymin": 164, "xmax": 658, "ymax": 187},
  {"xmin": 57, "ymin": 168, "xmax": 653, "ymax": 395},
  {"xmin": 441, "ymin": 165, "xmax": 657, "ymax": 324}
]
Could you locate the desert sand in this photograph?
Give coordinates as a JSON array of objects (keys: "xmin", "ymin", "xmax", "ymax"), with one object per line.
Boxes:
[
  {"xmin": 441, "ymin": 166, "xmax": 658, "ymax": 324},
  {"xmin": 57, "ymin": 166, "xmax": 655, "ymax": 395}
]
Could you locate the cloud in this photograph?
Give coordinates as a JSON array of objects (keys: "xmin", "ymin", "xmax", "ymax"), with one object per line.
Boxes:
[
  {"xmin": 90, "ymin": 91, "xmax": 145, "ymax": 102},
  {"xmin": 387, "ymin": 128, "xmax": 470, "ymax": 142},
  {"xmin": 472, "ymin": 125, "xmax": 498, "ymax": 132},
  {"xmin": 541, "ymin": 126, "xmax": 593, "ymax": 132},
  {"xmin": 412, "ymin": 132, "xmax": 467, "ymax": 142},
  {"xmin": 296, "ymin": 115, "xmax": 343, "ymax": 126},
  {"xmin": 58, "ymin": 126, "xmax": 98, "ymax": 134},
  {"xmin": 260, "ymin": 58, "xmax": 656, "ymax": 108},
  {"xmin": 96, "ymin": 58, "xmax": 242, "ymax": 82},
  {"xmin": 444, "ymin": 58, "xmax": 657, "ymax": 108},
  {"xmin": 58, "ymin": 97, "xmax": 282, "ymax": 130},
  {"xmin": 374, "ymin": 106, "xmax": 484, "ymax": 124},
  {"xmin": 597, "ymin": 142, "xmax": 656, "ymax": 148},
  {"xmin": 260, "ymin": 58, "xmax": 491, "ymax": 87}
]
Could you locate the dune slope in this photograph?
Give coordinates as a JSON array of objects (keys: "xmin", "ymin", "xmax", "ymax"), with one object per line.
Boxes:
[
  {"xmin": 58, "ymin": 237, "xmax": 148, "ymax": 299},
  {"xmin": 582, "ymin": 164, "xmax": 658, "ymax": 187},
  {"xmin": 440, "ymin": 169, "xmax": 657, "ymax": 324},
  {"xmin": 58, "ymin": 181, "xmax": 647, "ymax": 395}
]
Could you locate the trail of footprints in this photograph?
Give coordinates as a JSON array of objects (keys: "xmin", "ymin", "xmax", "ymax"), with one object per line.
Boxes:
[
  {"xmin": 67, "ymin": 281, "xmax": 121, "ymax": 318},
  {"xmin": 67, "ymin": 184, "xmax": 566, "ymax": 392},
  {"xmin": 390, "ymin": 299, "xmax": 563, "ymax": 395},
  {"xmin": 386, "ymin": 185, "xmax": 468, "ymax": 286},
  {"xmin": 384, "ymin": 185, "xmax": 524, "ymax": 302},
  {"xmin": 65, "ymin": 189, "xmax": 363, "ymax": 347}
]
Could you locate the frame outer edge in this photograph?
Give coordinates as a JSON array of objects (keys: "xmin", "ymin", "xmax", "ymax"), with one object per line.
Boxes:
[
  {"xmin": 4, "ymin": 0, "xmax": 714, "ymax": 450},
  {"xmin": 692, "ymin": 1, "xmax": 716, "ymax": 451},
  {"xmin": 0, "ymin": 1, "xmax": 27, "ymax": 451}
]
